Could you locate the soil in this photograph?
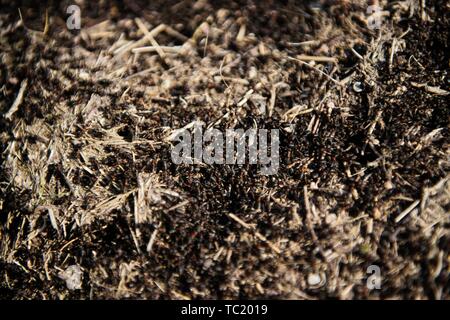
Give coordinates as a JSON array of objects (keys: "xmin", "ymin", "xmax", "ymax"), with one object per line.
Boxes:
[{"xmin": 0, "ymin": 0, "xmax": 449, "ymax": 299}]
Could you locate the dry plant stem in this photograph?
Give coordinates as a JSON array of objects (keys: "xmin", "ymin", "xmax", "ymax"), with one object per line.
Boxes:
[
  {"xmin": 395, "ymin": 200, "xmax": 420, "ymax": 223},
  {"xmin": 228, "ymin": 213, "xmax": 281, "ymax": 254},
  {"xmin": 132, "ymin": 46, "xmax": 183, "ymax": 54},
  {"xmin": 287, "ymin": 56, "xmax": 341, "ymax": 86},
  {"xmin": 295, "ymin": 55, "xmax": 337, "ymax": 64},
  {"xmin": 134, "ymin": 18, "xmax": 167, "ymax": 61},
  {"xmin": 411, "ymin": 82, "xmax": 450, "ymax": 96},
  {"xmin": 114, "ymin": 24, "xmax": 166, "ymax": 57},
  {"xmin": 5, "ymin": 79, "xmax": 28, "ymax": 119}
]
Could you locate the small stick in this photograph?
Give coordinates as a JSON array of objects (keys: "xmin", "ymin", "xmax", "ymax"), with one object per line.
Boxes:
[
  {"xmin": 237, "ymin": 89, "xmax": 254, "ymax": 107},
  {"xmin": 59, "ymin": 238, "xmax": 79, "ymax": 252},
  {"xmin": 163, "ymin": 25, "xmax": 189, "ymax": 42},
  {"xmin": 295, "ymin": 55, "xmax": 337, "ymax": 64},
  {"xmin": 411, "ymin": 82, "xmax": 449, "ymax": 96},
  {"xmin": 114, "ymin": 24, "xmax": 166, "ymax": 57},
  {"xmin": 351, "ymin": 47, "xmax": 364, "ymax": 60},
  {"xmin": 287, "ymin": 40, "xmax": 319, "ymax": 47},
  {"xmin": 203, "ymin": 27, "xmax": 209, "ymax": 57},
  {"xmin": 303, "ymin": 186, "xmax": 328, "ymax": 261},
  {"xmin": 43, "ymin": 9, "xmax": 49, "ymax": 35},
  {"xmin": 129, "ymin": 227, "xmax": 142, "ymax": 254},
  {"xmin": 228, "ymin": 213, "xmax": 281, "ymax": 254},
  {"xmin": 268, "ymin": 85, "xmax": 277, "ymax": 117},
  {"xmin": 146, "ymin": 228, "xmax": 159, "ymax": 254},
  {"xmin": 395, "ymin": 200, "xmax": 420, "ymax": 223},
  {"xmin": 47, "ymin": 207, "xmax": 59, "ymax": 233},
  {"xmin": 5, "ymin": 79, "xmax": 28, "ymax": 119},
  {"xmin": 236, "ymin": 24, "xmax": 246, "ymax": 42},
  {"xmin": 303, "ymin": 186, "xmax": 312, "ymax": 220},
  {"xmin": 254, "ymin": 232, "xmax": 281, "ymax": 254},
  {"xmin": 291, "ymin": 205, "xmax": 302, "ymax": 226},
  {"xmin": 167, "ymin": 200, "xmax": 189, "ymax": 212},
  {"xmin": 220, "ymin": 77, "xmax": 249, "ymax": 85},
  {"xmin": 288, "ymin": 56, "xmax": 341, "ymax": 86},
  {"xmin": 88, "ymin": 31, "xmax": 116, "ymax": 39},
  {"xmin": 421, "ymin": 0, "xmax": 427, "ymax": 21},
  {"xmin": 135, "ymin": 18, "xmax": 166, "ymax": 60},
  {"xmin": 132, "ymin": 45, "xmax": 183, "ymax": 54},
  {"xmin": 219, "ymin": 57, "xmax": 229, "ymax": 88},
  {"xmin": 114, "ymin": 40, "xmax": 138, "ymax": 56},
  {"xmin": 283, "ymin": 105, "xmax": 314, "ymax": 121},
  {"xmin": 86, "ymin": 20, "xmax": 110, "ymax": 32},
  {"xmin": 125, "ymin": 66, "xmax": 159, "ymax": 80},
  {"xmin": 228, "ymin": 213, "xmax": 253, "ymax": 229},
  {"xmin": 389, "ymin": 38, "xmax": 397, "ymax": 70}
]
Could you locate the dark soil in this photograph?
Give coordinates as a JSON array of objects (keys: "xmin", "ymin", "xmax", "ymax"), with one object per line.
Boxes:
[{"xmin": 0, "ymin": 0, "xmax": 449, "ymax": 299}]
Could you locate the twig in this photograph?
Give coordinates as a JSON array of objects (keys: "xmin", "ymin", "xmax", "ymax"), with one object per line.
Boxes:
[
  {"xmin": 228, "ymin": 213, "xmax": 253, "ymax": 229},
  {"xmin": 295, "ymin": 54, "xmax": 337, "ymax": 64},
  {"xmin": 146, "ymin": 228, "xmax": 159, "ymax": 254},
  {"xmin": 132, "ymin": 46, "xmax": 183, "ymax": 54},
  {"xmin": 303, "ymin": 186, "xmax": 328, "ymax": 260},
  {"xmin": 411, "ymin": 82, "xmax": 449, "ymax": 96},
  {"xmin": 269, "ymin": 85, "xmax": 277, "ymax": 117},
  {"xmin": 163, "ymin": 25, "xmax": 189, "ymax": 42},
  {"xmin": 288, "ymin": 56, "xmax": 341, "ymax": 85},
  {"xmin": 43, "ymin": 9, "xmax": 49, "ymax": 35},
  {"xmin": 237, "ymin": 89, "xmax": 254, "ymax": 107},
  {"xmin": 395, "ymin": 200, "xmax": 420, "ymax": 223},
  {"xmin": 135, "ymin": 18, "xmax": 166, "ymax": 61},
  {"xmin": 5, "ymin": 79, "xmax": 28, "ymax": 119},
  {"xmin": 114, "ymin": 24, "xmax": 166, "ymax": 57},
  {"xmin": 167, "ymin": 200, "xmax": 189, "ymax": 212},
  {"xmin": 228, "ymin": 213, "xmax": 281, "ymax": 254},
  {"xmin": 286, "ymin": 40, "xmax": 319, "ymax": 47}
]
